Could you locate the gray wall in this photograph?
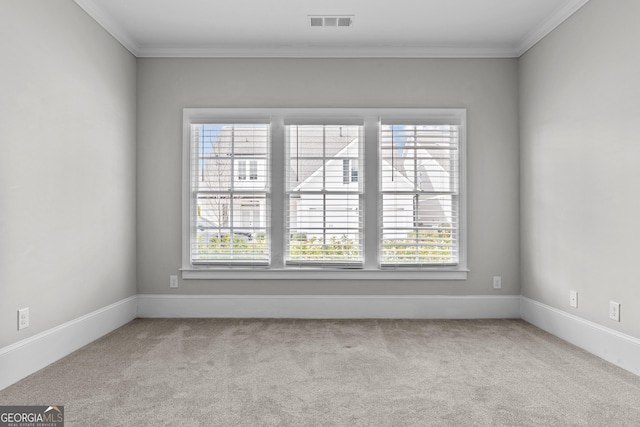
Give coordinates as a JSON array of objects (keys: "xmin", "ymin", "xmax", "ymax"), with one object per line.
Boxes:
[
  {"xmin": 0, "ymin": 1, "xmax": 137, "ymax": 348},
  {"xmin": 520, "ymin": 0, "xmax": 640, "ymax": 338},
  {"xmin": 137, "ymin": 58, "xmax": 520, "ymax": 295}
]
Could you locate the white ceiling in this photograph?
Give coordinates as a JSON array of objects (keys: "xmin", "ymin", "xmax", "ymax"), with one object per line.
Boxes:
[{"xmin": 73, "ymin": 0, "xmax": 590, "ymax": 58}]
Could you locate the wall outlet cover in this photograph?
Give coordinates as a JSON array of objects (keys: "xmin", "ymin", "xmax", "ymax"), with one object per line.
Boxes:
[
  {"xmin": 169, "ymin": 275, "xmax": 179, "ymax": 288},
  {"xmin": 569, "ymin": 290, "xmax": 578, "ymax": 308},
  {"xmin": 609, "ymin": 301, "xmax": 620, "ymax": 322},
  {"xmin": 18, "ymin": 308, "xmax": 29, "ymax": 330}
]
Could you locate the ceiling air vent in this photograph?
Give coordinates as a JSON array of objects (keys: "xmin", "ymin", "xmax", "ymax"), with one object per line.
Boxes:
[{"xmin": 308, "ymin": 15, "xmax": 354, "ymax": 28}]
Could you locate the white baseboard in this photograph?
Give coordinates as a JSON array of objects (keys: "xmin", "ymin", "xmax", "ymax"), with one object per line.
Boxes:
[
  {"xmin": 3, "ymin": 294, "xmax": 637, "ymax": 391},
  {"xmin": 520, "ymin": 297, "xmax": 640, "ymax": 376},
  {"xmin": 137, "ymin": 294, "xmax": 522, "ymax": 319},
  {"xmin": 0, "ymin": 296, "xmax": 137, "ymax": 390}
]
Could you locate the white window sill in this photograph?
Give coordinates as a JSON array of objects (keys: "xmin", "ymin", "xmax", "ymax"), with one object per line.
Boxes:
[{"xmin": 181, "ymin": 267, "xmax": 468, "ymax": 280}]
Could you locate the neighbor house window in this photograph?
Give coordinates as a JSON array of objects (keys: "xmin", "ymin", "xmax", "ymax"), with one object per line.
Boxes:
[
  {"xmin": 342, "ymin": 159, "xmax": 359, "ymax": 184},
  {"xmin": 182, "ymin": 108, "xmax": 466, "ymax": 279},
  {"xmin": 249, "ymin": 160, "xmax": 258, "ymax": 180},
  {"xmin": 237, "ymin": 160, "xmax": 247, "ymax": 180}
]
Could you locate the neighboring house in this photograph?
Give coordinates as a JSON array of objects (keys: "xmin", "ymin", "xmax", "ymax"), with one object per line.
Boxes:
[
  {"xmin": 291, "ymin": 129, "xmax": 452, "ymax": 241},
  {"xmin": 195, "ymin": 124, "xmax": 268, "ymax": 240},
  {"xmin": 195, "ymin": 124, "xmax": 451, "ymax": 242},
  {"xmin": 290, "ymin": 137, "xmax": 362, "ymax": 241},
  {"xmin": 384, "ymin": 136, "xmax": 454, "ymax": 232}
]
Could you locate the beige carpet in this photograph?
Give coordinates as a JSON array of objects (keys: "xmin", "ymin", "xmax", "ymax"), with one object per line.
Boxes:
[{"xmin": 1, "ymin": 319, "xmax": 640, "ymax": 426}]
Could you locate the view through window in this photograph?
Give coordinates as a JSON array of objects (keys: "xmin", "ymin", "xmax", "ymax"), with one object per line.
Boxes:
[{"xmin": 183, "ymin": 109, "xmax": 466, "ymax": 278}]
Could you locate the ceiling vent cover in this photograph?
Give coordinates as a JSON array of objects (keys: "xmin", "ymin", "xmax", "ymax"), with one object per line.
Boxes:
[{"xmin": 309, "ymin": 15, "xmax": 354, "ymax": 28}]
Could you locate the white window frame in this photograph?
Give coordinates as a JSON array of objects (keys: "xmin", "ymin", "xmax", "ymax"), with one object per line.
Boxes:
[{"xmin": 182, "ymin": 108, "xmax": 468, "ymax": 280}]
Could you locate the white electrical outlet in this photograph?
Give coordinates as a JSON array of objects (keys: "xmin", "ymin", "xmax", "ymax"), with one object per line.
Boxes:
[
  {"xmin": 569, "ymin": 290, "xmax": 578, "ymax": 308},
  {"xmin": 492, "ymin": 276, "xmax": 502, "ymax": 289},
  {"xmin": 169, "ymin": 275, "xmax": 179, "ymax": 288},
  {"xmin": 609, "ymin": 301, "xmax": 620, "ymax": 322},
  {"xmin": 18, "ymin": 308, "xmax": 29, "ymax": 330}
]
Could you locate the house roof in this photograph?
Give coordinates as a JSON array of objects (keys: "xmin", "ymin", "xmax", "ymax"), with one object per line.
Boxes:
[
  {"xmin": 292, "ymin": 138, "xmax": 362, "ymax": 192},
  {"xmin": 287, "ymin": 125, "xmax": 360, "ymax": 187}
]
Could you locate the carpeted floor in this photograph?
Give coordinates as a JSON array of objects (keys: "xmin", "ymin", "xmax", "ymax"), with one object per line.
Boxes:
[{"xmin": 1, "ymin": 319, "xmax": 640, "ymax": 426}]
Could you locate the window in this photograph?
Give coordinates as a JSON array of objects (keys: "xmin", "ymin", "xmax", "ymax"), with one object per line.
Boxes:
[
  {"xmin": 380, "ymin": 124, "xmax": 459, "ymax": 267},
  {"xmin": 286, "ymin": 125, "xmax": 363, "ymax": 267},
  {"xmin": 188, "ymin": 123, "xmax": 269, "ymax": 266},
  {"xmin": 183, "ymin": 108, "xmax": 466, "ymax": 279},
  {"xmin": 249, "ymin": 160, "xmax": 258, "ymax": 180},
  {"xmin": 342, "ymin": 159, "xmax": 359, "ymax": 184},
  {"xmin": 237, "ymin": 160, "xmax": 247, "ymax": 180},
  {"xmin": 351, "ymin": 160, "xmax": 359, "ymax": 183}
]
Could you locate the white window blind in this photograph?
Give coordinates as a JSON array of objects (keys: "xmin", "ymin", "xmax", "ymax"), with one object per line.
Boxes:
[
  {"xmin": 380, "ymin": 123, "xmax": 460, "ymax": 267},
  {"xmin": 190, "ymin": 123, "xmax": 270, "ymax": 265},
  {"xmin": 285, "ymin": 124, "xmax": 364, "ymax": 267}
]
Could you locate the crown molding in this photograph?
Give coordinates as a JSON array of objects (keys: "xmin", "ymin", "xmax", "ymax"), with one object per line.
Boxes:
[
  {"xmin": 135, "ymin": 44, "xmax": 517, "ymax": 58},
  {"xmin": 515, "ymin": 0, "xmax": 591, "ymax": 56},
  {"xmin": 75, "ymin": 0, "xmax": 590, "ymax": 59},
  {"xmin": 73, "ymin": 0, "xmax": 141, "ymax": 56}
]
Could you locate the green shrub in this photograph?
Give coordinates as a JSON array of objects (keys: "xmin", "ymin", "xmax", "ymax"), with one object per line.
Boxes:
[{"xmin": 196, "ymin": 224, "xmax": 454, "ymax": 263}]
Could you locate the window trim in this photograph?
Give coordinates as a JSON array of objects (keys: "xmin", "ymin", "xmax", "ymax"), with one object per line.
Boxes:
[{"xmin": 182, "ymin": 108, "xmax": 467, "ymax": 280}]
